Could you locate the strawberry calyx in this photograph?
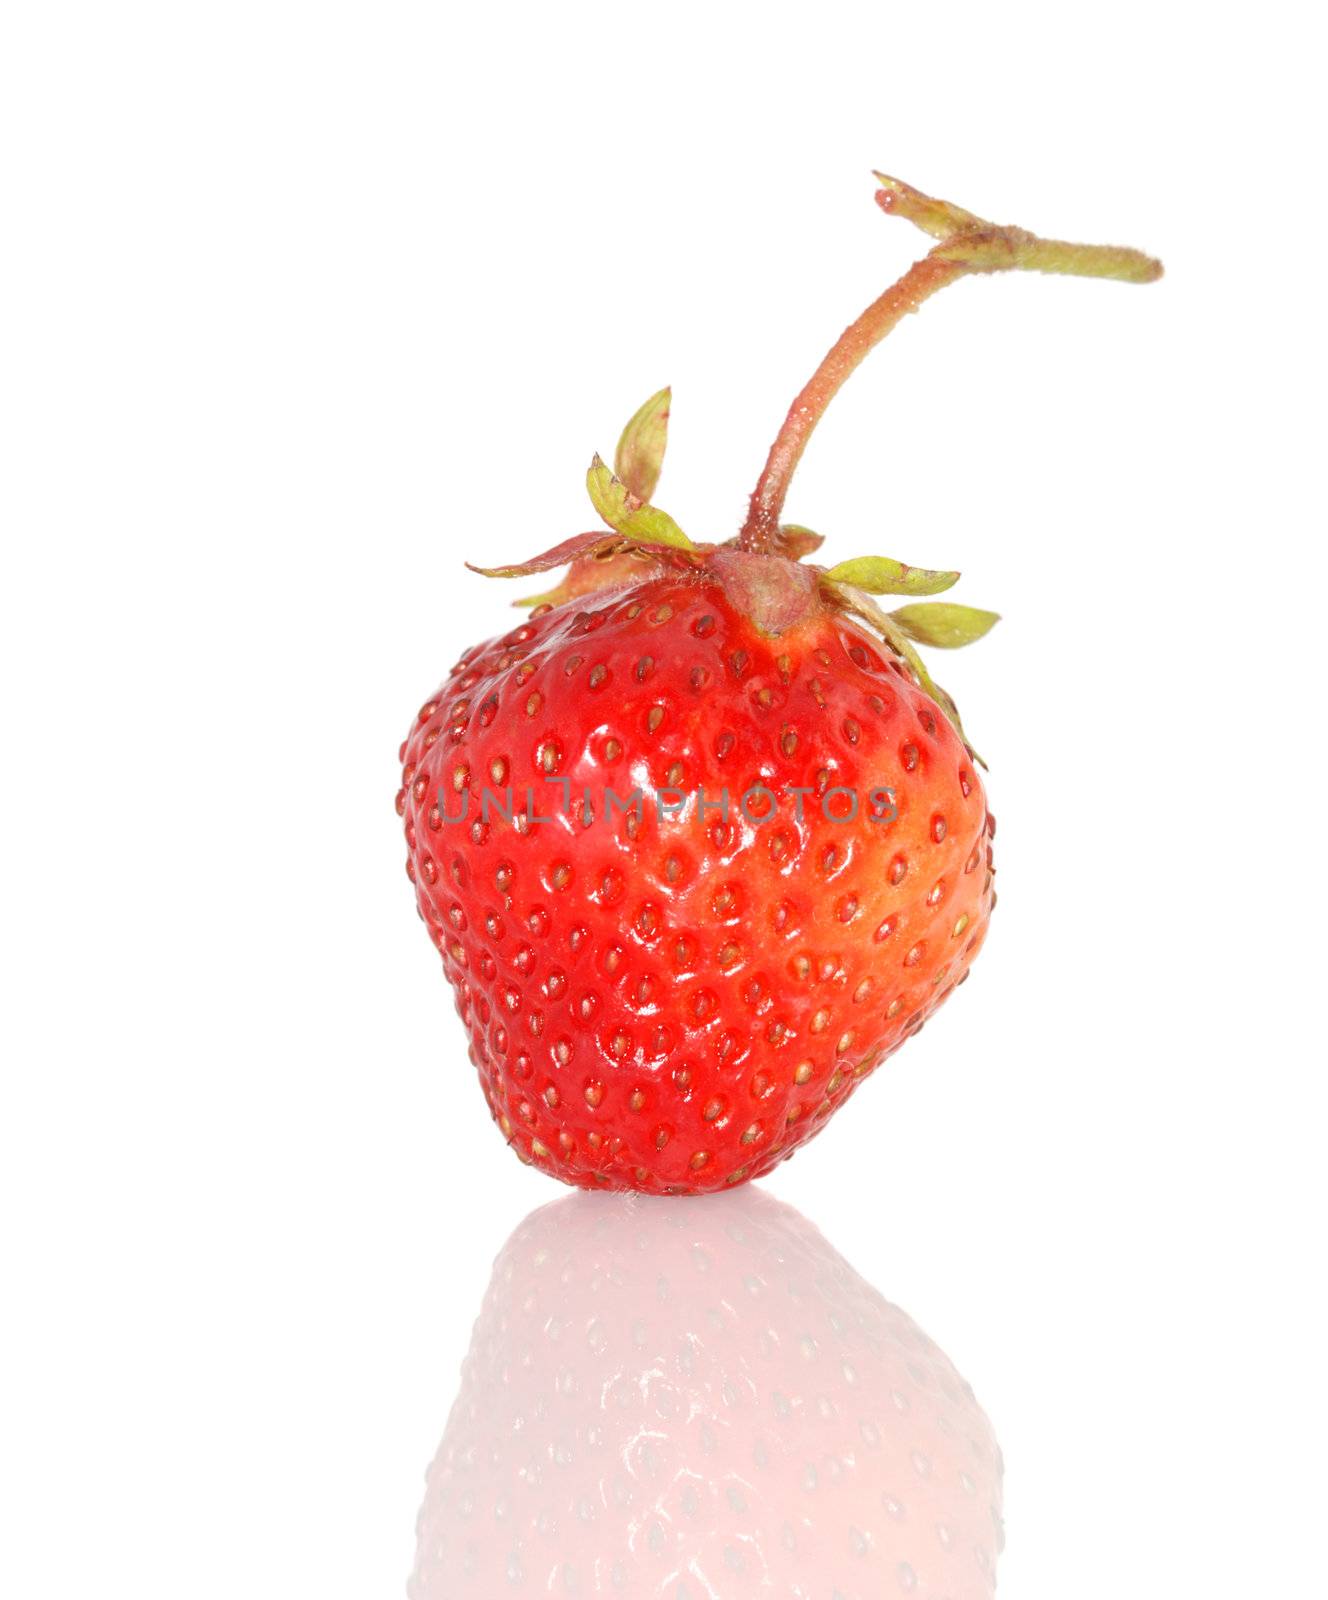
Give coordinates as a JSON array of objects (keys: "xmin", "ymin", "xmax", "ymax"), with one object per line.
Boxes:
[
  {"xmin": 470, "ymin": 378, "xmax": 1000, "ymax": 753},
  {"xmin": 464, "ymin": 170, "xmax": 1162, "ymax": 761},
  {"xmin": 470, "ymin": 525, "xmax": 706, "ymax": 613},
  {"xmin": 705, "ymin": 547, "xmax": 823, "ymax": 637},
  {"xmin": 466, "ymin": 388, "xmax": 1001, "ymax": 757},
  {"xmin": 469, "ymin": 386, "xmax": 709, "ymax": 606}
]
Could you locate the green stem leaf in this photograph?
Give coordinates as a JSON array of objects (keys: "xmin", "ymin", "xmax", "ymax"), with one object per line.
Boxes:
[
  {"xmin": 823, "ymin": 556, "xmax": 960, "ymax": 597},
  {"xmin": 890, "ymin": 602, "xmax": 1000, "ymax": 648},
  {"xmin": 586, "ymin": 455, "xmax": 695, "ymax": 549},
  {"xmin": 614, "ymin": 387, "xmax": 671, "ymax": 503}
]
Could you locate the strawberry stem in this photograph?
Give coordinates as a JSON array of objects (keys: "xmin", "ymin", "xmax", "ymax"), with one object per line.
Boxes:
[
  {"xmin": 739, "ymin": 256, "xmax": 965, "ymax": 552},
  {"xmin": 738, "ymin": 174, "xmax": 1162, "ymax": 553}
]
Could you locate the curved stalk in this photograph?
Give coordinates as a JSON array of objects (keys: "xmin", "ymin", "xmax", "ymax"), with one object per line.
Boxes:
[{"xmin": 738, "ymin": 174, "xmax": 1162, "ymax": 553}]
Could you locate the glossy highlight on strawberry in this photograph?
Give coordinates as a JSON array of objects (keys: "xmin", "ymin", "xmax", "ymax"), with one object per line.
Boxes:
[{"xmin": 398, "ymin": 171, "xmax": 1161, "ymax": 1191}]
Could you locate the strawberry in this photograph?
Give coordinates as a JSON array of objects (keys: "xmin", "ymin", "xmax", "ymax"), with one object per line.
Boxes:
[
  {"xmin": 409, "ymin": 1186, "xmax": 1004, "ymax": 1598},
  {"xmin": 398, "ymin": 173, "xmax": 1160, "ymax": 1192}
]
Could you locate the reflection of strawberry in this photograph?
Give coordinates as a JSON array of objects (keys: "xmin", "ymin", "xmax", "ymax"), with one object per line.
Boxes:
[
  {"xmin": 399, "ymin": 173, "xmax": 1161, "ymax": 1191},
  {"xmin": 409, "ymin": 1187, "xmax": 1003, "ymax": 1598}
]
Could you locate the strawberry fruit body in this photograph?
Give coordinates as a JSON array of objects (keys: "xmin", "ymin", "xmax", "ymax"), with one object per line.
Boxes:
[
  {"xmin": 398, "ymin": 172, "xmax": 1161, "ymax": 1191},
  {"xmin": 399, "ymin": 562, "xmax": 993, "ymax": 1191}
]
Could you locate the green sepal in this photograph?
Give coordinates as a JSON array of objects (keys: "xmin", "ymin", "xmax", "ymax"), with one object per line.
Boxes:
[
  {"xmin": 586, "ymin": 455, "xmax": 695, "ymax": 550},
  {"xmin": 614, "ymin": 387, "xmax": 671, "ymax": 503},
  {"xmin": 822, "ymin": 555, "xmax": 960, "ymax": 597},
  {"xmin": 890, "ymin": 602, "xmax": 1000, "ymax": 648}
]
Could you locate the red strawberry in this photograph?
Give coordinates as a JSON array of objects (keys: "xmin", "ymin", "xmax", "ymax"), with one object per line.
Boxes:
[{"xmin": 398, "ymin": 173, "xmax": 1160, "ymax": 1192}]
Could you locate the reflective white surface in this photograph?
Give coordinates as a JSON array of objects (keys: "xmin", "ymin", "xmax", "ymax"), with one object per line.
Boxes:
[{"xmin": 411, "ymin": 1189, "xmax": 1001, "ymax": 1598}]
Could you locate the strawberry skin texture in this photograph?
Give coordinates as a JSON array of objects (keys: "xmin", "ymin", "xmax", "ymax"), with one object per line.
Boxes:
[{"xmin": 398, "ymin": 574, "xmax": 994, "ymax": 1192}]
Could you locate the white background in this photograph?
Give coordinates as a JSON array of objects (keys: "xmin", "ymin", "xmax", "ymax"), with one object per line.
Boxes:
[{"xmin": 2, "ymin": 3, "xmax": 1324, "ymax": 1596}]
